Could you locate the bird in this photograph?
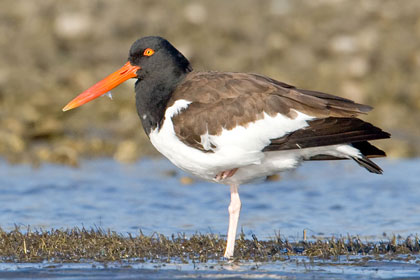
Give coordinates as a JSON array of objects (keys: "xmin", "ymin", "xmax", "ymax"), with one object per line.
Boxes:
[{"xmin": 62, "ymin": 36, "xmax": 390, "ymax": 258}]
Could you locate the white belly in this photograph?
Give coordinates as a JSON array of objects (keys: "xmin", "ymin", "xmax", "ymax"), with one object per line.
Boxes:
[{"xmin": 149, "ymin": 99, "xmax": 322, "ymax": 185}]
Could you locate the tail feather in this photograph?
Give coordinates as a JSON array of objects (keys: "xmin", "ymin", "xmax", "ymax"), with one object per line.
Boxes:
[
  {"xmin": 307, "ymin": 141, "xmax": 386, "ymax": 174},
  {"xmin": 263, "ymin": 116, "xmax": 390, "ymax": 174},
  {"xmin": 352, "ymin": 141, "xmax": 385, "ymax": 174},
  {"xmin": 352, "ymin": 141, "xmax": 386, "ymax": 158},
  {"xmin": 352, "ymin": 155, "xmax": 383, "ymax": 174}
]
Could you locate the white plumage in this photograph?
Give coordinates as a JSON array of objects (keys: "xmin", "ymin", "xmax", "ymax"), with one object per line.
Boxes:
[{"xmin": 150, "ymin": 99, "xmax": 363, "ymax": 185}]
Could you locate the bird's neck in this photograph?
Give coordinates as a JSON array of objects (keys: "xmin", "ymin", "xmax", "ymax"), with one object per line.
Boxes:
[{"xmin": 135, "ymin": 68, "xmax": 191, "ymax": 135}]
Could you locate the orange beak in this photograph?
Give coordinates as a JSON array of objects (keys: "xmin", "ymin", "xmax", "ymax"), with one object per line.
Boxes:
[{"xmin": 62, "ymin": 61, "xmax": 140, "ymax": 111}]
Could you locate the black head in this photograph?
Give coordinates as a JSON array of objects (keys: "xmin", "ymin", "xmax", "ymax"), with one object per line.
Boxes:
[
  {"xmin": 128, "ymin": 36, "xmax": 192, "ymax": 81},
  {"xmin": 62, "ymin": 36, "xmax": 192, "ymax": 134},
  {"xmin": 126, "ymin": 37, "xmax": 192, "ymax": 134}
]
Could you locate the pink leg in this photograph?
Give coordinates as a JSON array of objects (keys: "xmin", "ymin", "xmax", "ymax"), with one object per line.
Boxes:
[
  {"xmin": 215, "ymin": 168, "xmax": 238, "ymax": 181},
  {"xmin": 224, "ymin": 183, "xmax": 241, "ymax": 258}
]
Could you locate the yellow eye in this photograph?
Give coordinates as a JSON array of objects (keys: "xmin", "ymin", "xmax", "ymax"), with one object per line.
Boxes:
[{"xmin": 143, "ymin": 48, "xmax": 155, "ymax": 56}]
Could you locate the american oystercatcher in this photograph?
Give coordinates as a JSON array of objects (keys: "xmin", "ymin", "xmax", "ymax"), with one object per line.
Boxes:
[{"xmin": 63, "ymin": 36, "xmax": 390, "ymax": 258}]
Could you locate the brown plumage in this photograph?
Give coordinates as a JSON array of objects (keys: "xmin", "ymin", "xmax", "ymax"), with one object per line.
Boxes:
[
  {"xmin": 169, "ymin": 71, "xmax": 382, "ymax": 152},
  {"xmin": 263, "ymin": 117, "xmax": 389, "ymax": 152}
]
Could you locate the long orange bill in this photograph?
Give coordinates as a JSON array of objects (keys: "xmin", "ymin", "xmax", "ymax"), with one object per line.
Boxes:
[{"xmin": 62, "ymin": 61, "xmax": 140, "ymax": 111}]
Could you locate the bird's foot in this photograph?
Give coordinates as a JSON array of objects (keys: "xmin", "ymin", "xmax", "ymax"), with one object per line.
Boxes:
[
  {"xmin": 215, "ymin": 168, "xmax": 238, "ymax": 181},
  {"xmin": 223, "ymin": 249, "xmax": 234, "ymax": 259}
]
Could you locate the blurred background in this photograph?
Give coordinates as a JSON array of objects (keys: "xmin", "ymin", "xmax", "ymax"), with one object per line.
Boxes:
[{"xmin": 0, "ymin": 0, "xmax": 419, "ymax": 166}]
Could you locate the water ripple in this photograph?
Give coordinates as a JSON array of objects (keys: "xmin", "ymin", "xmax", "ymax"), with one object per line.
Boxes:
[{"xmin": 0, "ymin": 158, "xmax": 419, "ymax": 240}]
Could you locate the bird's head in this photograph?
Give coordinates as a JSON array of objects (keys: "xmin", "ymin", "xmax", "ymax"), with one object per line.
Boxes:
[{"xmin": 62, "ymin": 36, "xmax": 191, "ymax": 111}]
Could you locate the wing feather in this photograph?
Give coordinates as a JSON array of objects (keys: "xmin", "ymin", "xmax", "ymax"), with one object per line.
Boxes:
[
  {"xmin": 263, "ymin": 117, "xmax": 390, "ymax": 152},
  {"xmin": 168, "ymin": 71, "xmax": 385, "ymax": 152}
]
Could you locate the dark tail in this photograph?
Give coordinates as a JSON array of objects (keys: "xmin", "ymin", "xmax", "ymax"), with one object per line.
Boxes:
[
  {"xmin": 352, "ymin": 154, "xmax": 383, "ymax": 174},
  {"xmin": 350, "ymin": 141, "xmax": 386, "ymax": 174}
]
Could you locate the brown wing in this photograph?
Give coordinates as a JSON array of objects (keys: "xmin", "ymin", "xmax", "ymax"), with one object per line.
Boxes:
[
  {"xmin": 168, "ymin": 71, "xmax": 374, "ymax": 152},
  {"xmin": 263, "ymin": 117, "xmax": 390, "ymax": 152},
  {"xmin": 262, "ymin": 117, "xmax": 390, "ymax": 174}
]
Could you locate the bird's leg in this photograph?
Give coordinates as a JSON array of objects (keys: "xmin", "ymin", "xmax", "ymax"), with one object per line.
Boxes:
[
  {"xmin": 224, "ymin": 183, "xmax": 241, "ymax": 259},
  {"xmin": 215, "ymin": 168, "xmax": 238, "ymax": 181}
]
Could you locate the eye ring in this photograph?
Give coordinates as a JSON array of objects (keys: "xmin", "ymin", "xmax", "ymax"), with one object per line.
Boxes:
[{"xmin": 143, "ymin": 48, "xmax": 155, "ymax": 56}]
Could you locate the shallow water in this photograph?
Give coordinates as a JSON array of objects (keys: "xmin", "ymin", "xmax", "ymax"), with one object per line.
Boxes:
[
  {"xmin": 1, "ymin": 158, "xmax": 420, "ymax": 278},
  {"xmin": 1, "ymin": 256, "xmax": 420, "ymax": 280},
  {"xmin": 1, "ymin": 158, "xmax": 419, "ymax": 238}
]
